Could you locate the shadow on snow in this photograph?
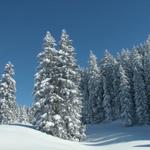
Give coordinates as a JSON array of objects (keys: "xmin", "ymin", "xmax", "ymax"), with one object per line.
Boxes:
[
  {"xmin": 9, "ymin": 123, "xmax": 34, "ymax": 129},
  {"xmin": 134, "ymin": 144, "xmax": 150, "ymax": 147},
  {"xmin": 84, "ymin": 121, "xmax": 150, "ymax": 147}
]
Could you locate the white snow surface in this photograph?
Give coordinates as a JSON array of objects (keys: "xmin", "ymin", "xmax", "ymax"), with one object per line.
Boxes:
[
  {"xmin": 0, "ymin": 124, "xmax": 87, "ymax": 150},
  {"xmin": 85, "ymin": 121, "xmax": 150, "ymax": 150},
  {"xmin": 0, "ymin": 121, "xmax": 150, "ymax": 150}
]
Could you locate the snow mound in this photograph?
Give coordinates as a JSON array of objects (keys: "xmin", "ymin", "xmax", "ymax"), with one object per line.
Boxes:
[{"xmin": 0, "ymin": 124, "xmax": 87, "ymax": 150}]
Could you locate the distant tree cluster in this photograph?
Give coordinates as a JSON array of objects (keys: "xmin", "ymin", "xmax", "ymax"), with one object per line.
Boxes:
[
  {"xmin": 81, "ymin": 36, "xmax": 150, "ymax": 126},
  {"xmin": 16, "ymin": 105, "xmax": 30, "ymax": 123}
]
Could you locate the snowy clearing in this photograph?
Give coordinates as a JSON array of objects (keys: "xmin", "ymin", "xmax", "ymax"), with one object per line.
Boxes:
[{"xmin": 0, "ymin": 121, "xmax": 150, "ymax": 150}]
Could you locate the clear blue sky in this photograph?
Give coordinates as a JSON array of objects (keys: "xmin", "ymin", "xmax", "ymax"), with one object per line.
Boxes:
[{"xmin": 0, "ymin": 0, "xmax": 150, "ymax": 106}]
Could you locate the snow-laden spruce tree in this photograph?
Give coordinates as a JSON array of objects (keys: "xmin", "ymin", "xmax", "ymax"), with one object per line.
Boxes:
[
  {"xmin": 132, "ymin": 48, "xmax": 149, "ymax": 124},
  {"xmin": 80, "ymin": 69, "xmax": 90, "ymax": 124},
  {"xmin": 0, "ymin": 62, "xmax": 17, "ymax": 124},
  {"xmin": 32, "ymin": 31, "xmax": 67, "ymax": 138},
  {"xmin": 118, "ymin": 65, "xmax": 134, "ymax": 126},
  {"xmin": 102, "ymin": 76, "xmax": 112, "ymax": 122},
  {"xmin": 57, "ymin": 29, "xmax": 85, "ymax": 140},
  {"xmin": 101, "ymin": 50, "xmax": 116, "ymax": 121},
  {"xmin": 143, "ymin": 36, "xmax": 150, "ymax": 120},
  {"xmin": 112, "ymin": 59, "xmax": 121, "ymax": 120},
  {"xmin": 87, "ymin": 51, "xmax": 103, "ymax": 123}
]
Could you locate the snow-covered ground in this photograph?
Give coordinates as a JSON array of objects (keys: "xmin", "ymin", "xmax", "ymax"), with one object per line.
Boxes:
[
  {"xmin": 0, "ymin": 124, "xmax": 87, "ymax": 150},
  {"xmin": 0, "ymin": 121, "xmax": 150, "ymax": 150},
  {"xmin": 85, "ymin": 121, "xmax": 150, "ymax": 150}
]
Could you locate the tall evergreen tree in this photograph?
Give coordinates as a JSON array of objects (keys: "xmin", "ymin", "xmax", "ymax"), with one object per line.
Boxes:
[
  {"xmin": 87, "ymin": 51, "xmax": 103, "ymax": 123},
  {"xmin": 118, "ymin": 65, "xmax": 134, "ymax": 126},
  {"xmin": 80, "ymin": 69, "xmax": 90, "ymax": 124},
  {"xmin": 143, "ymin": 36, "xmax": 150, "ymax": 120},
  {"xmin": 0, "ymin": 62, "xmax": 16, "ymax": 124},
  {"xmin": 102, "ymin": 50, "xmax": 115, "ymax": 121},
  {"xmin": 58, "ymin": 29, "xmax": 85, "ymax": 140},
  {"xmin": 102, "ymin": 76, "xmax": 112, "ymax": 121},
  {"xmin": 132, "ymin": 48, "xmax": 149, "ymax": 124},
  {"xmin": 32, "ymin": 31, "xmax": 67, "ymax": 138},
  {"xmin": 112, "ymin": 59, "xmax": 121, "ymax": 119}
]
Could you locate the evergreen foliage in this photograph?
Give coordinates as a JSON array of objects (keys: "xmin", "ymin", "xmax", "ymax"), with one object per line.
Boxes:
[{"xmin": 0, "ymin": 62, "xmax": 16, "ymax": 124}]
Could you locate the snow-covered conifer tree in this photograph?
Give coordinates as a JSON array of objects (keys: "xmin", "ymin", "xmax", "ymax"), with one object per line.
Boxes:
[
  {"xmin": 58, "ymin": 29, "xmax": 85, "ymax": 140},
  {"xmin": 143, "ymin": 36, "xmax": 150, "ymax": 120},
  {"xmin": 102, "ymin": 76, "xmax": 112, "ymax": 122},
  {"xmin": 80, "ymin": 69, "xmax": 90, "ymax": 124},
  {"xmin": 87, "ymin": 51, "xmax": 103, "ymax": 123},
  {"xmin": 112, "ymin": 59, "xmax": 121, "ymax": 119},
  {"xmin": 0, "ymin": 62, "xmax": 16, "ymax": 124},
  {"xmin": 32, "ymin": 31, "xmax": 67, "ymax": 138},
  {"xmin": 101, "ymin": 50, "xmax": 115, "ymax": 121},
  {"xmin": 118, "ymin": 65, "xmax": 134, "ymax": 126},
  {"xmin": 132, "ymin": 48, "xmax": 149, "ymax": 124}
]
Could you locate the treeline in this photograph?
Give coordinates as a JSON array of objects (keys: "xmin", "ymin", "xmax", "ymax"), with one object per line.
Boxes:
[{"xmin": 81, "ymin": 37, "xmax": 150, "ymax": 127}]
